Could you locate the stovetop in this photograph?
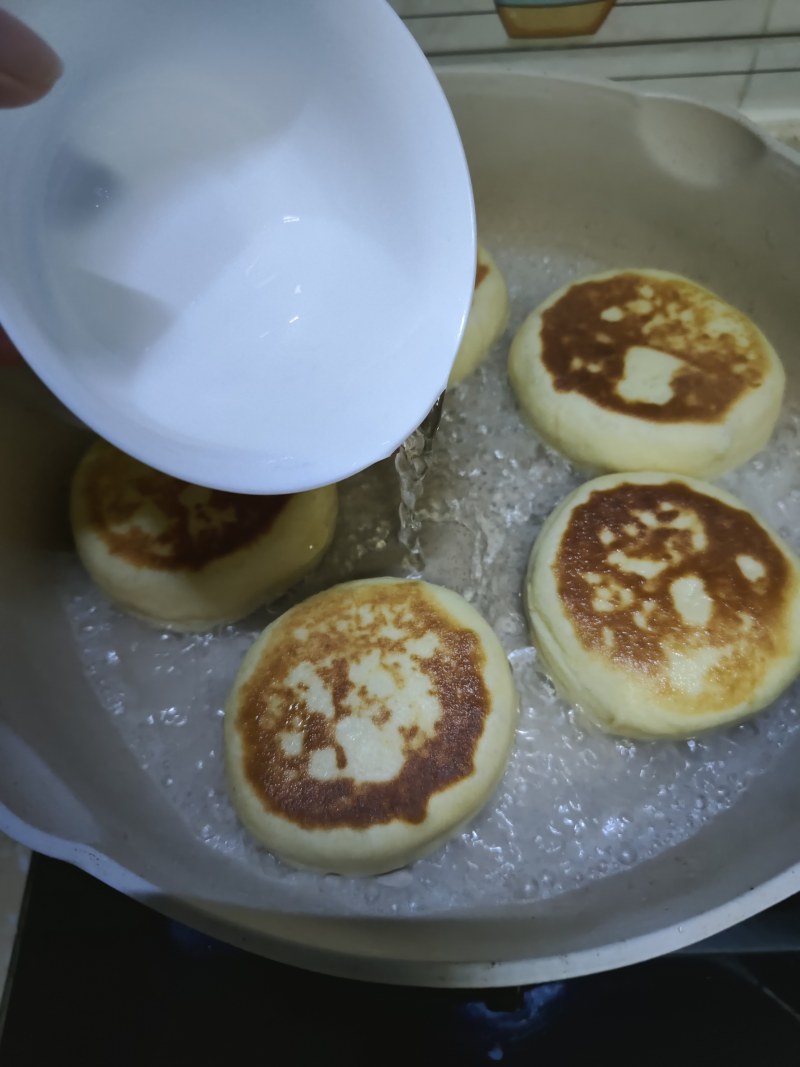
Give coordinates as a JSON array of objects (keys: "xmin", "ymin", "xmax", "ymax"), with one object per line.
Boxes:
[{"xmin": 1, "ymin": 855, "xmax": 800, "ymax": 1065}]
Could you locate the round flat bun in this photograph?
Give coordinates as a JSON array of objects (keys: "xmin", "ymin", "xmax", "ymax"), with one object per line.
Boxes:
[
  {"xmin": 509, "ymin": 269, "xmax": 784, "ymax": 478},
  {"xmin": 224, "ymin": 577, "xmax": 518, "ymax": 875},
  {"xmin": 526, "ymin": 472, "xmax": 800, "ymax": 739},
  {"xmin": 448, "ymin": 243, "xmax": 509, "ymax": 386},
  {"xmin": 71, "ymin": 439, "xmax": 337, "ymax": 631}
]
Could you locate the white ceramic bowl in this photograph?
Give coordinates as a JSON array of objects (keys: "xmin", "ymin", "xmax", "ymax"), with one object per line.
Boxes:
[{"xmin": 0, "ymin": 0, "xmax": 475, "ymax": 492}]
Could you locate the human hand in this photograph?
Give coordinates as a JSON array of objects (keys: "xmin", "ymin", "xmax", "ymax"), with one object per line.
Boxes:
[
  {"xmin": 0, "ymin": 8, "xmax": 62, "ymax": 107},
  {"xmin": 0, "ymin": 325, "xmax": 21, "ymax": 367}
]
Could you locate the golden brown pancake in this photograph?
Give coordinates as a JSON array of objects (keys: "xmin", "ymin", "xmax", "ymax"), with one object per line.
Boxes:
[
  {"xmin": 224, "ymin": 578, "xmax": 518, "ymax": 875},
  {"xmin": 525, "ymin": 472, "xmax": 800, "ymax": 738},
  {"xmin": 70, "ymin": 439, "xmax": 337, "ymax": 630},
  {"xmin": 448, "ymin": 242, "xmax": 509, "ymax": 386},
  {"xmin": 509, "ymin": 269, "xmax": 785, "ymax": 477}
]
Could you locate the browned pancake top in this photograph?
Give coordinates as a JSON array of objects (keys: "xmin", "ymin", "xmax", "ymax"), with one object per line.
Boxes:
[
  {"xmin": 540, "ymin": 272, "xmax": 769, "ymax": 423},
  {"xmin": 555, "ymin": 480, "xmax": 793, "ymax": 708},
  {"xmin": 78, "ymin": 442, "xmax": 289, "ymax": 571},
  {"xmin": 235, "ymin": 581, "xmax": 490, "ymax": 830},
  {"xmin": 475, "ymin": 256, "xmax": 489, "ymax": 290}
]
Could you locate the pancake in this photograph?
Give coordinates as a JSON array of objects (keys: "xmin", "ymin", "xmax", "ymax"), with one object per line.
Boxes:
[
  {"xmin": 448, "ymin": 243, "xmax": 509, "ymax": 386},
  {"xmin": 70, "ymin": 439, "xmax": 337, "ymax": 631},
  {"xmin": 509, "ymin": 269, "xmax": 785, "ymax": 478},
  {"xmin": 224, "ymin": 577, "xmax": 518, "ymax": 875},
  {"xmin": 525, "ymin": 472, "xmax": 800, "ymax": 738}
]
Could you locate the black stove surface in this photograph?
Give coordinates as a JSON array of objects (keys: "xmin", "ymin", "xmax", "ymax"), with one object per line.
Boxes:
[{"xmin": 2, "ymin": 854, "xmax": 800, "ymax": 1066}]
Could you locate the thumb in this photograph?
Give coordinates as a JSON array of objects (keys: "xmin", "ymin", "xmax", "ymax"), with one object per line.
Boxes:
[
  {"xmin": 0, "ymin": 325, "xmax": 22, "ymax": 366},
  {"xmin": 0, "ymin": 8, "xmax": 62, "ymax": 108}
]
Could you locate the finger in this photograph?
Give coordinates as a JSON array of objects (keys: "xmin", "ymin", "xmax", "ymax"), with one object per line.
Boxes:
[
  {"xmin": 0, "ymin": 9, "xmax": 62, "ymax": 108},
  {"xmin": 0, "ymin": 324, "xmax": 23, "ymax": 366}
]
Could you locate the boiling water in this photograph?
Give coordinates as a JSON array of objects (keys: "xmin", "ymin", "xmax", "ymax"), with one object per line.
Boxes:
[
  {"xmin": 62, "ymin": 242, "xmax": 800, "ymax": 918},
  {"xmin": 395, "ymin": 394, "xmax": 445, "ymax": 571}
]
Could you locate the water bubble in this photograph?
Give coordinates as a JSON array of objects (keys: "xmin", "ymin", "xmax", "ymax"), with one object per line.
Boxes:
[
  {"xmin": 159, "ymin": 706, "xmax": 188, "ymax": 727},
  {"xmin": 376, "ymin": 870, "xmax": 413, "ymax": 889}
]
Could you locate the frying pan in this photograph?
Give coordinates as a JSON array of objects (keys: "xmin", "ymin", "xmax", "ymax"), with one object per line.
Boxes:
[{"xmin": 2, "ymin": 70, "xmax": 800, "ymax": 987}]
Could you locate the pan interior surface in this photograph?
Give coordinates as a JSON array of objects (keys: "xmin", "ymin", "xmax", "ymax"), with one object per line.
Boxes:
[{"xmin": 1, "ymin": 72, "xmax": 800, "ymax": 985}]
